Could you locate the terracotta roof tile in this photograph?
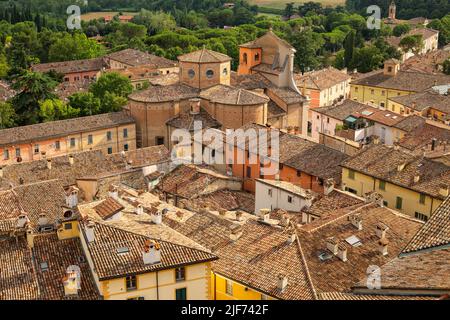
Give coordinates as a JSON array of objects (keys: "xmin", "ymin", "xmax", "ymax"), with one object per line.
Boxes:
[
  {"xmin": 314, "ymin": 100, "xmax": 371, "ymax": 121},
  {"xmin": 295, "ymin": 67, "xmax": 351, "ymax": 91},
  {"xmin": 200, "ymin": 84, "xmax": 269, "ymax": 105},
  {"xmin": 128, "ymin": 83, "xmax": 199, "ymax": 103},
  {"xmin": 106, "ymin": 49, "xmax": 177, "ymax": 68},
  {"xmin": 32, "ymin": 57, "xmax": 104, "ymax": 74},
  {"xmin": 178, "ymin": 48, "xmax": 231, "ymax": 63},
  {"xmin": 93, "ymin": 197, "xmax": 124, "ymax": 220}
]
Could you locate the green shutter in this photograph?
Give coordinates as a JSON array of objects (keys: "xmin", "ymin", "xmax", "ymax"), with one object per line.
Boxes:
[
  {"xmin": 176, "ymin": 288, "xmax": 187, "ymax": 300},
  {"xmin": 396, "ymin": 197, "xmax": 402, "ymax": 209}
]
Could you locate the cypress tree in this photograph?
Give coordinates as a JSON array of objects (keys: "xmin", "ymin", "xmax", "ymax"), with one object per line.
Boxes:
[{"xmin": 344, "ymin": 30, "xmax": 355, "ymax": 69}]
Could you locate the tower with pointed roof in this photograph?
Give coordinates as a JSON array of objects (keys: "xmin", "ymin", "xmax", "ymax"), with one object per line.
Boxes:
[{"xmin": 177, "ymin": 48, "xmax": 232, "ymax": 89}]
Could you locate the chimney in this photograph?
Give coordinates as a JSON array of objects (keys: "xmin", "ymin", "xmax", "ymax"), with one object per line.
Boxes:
[
  {"xmin": 68, "ymin": 155, "xmax": 74, "ymax": 166},
  {"xmin": 16, "ymin": 212, "xmax": 30, "ymax": 228},
  {"xmin": 278, "ymin": 274, "xmax": 288, "ymax": 292},
  {"xmin": 337, "ymin": 242, "xmax": 348, "ymax": 262},
  {"xmin": 378, "ymin": 238, "xmax": 389, "ymax": 256},
  {"xmin": 258, "ymin": 208, "xmax": 270, "ymax": 218},
  {"xmin": 143, "ymin": 240, "xmax": 161, "ymax": 265},
  {"xmin": 414, "ymin": 175, "xmax": 420, "ymax": 183},
  {"xmin": 219, "ymin": 209, "xmax": 227, "ymax": 216},
  {"xmin": 431, "ymin": 138, "xmax": 437, "ymax": 151},
  {"xmin": 135, "ymin": 204, "xmax": 144, "ymax": 215},
  {"xmin": 376, "ymin": 222, "xmax": 389, "ymax": 239},
  {"xmin": 66, "ymin": 186, "xmax": 79, "ymax": 208},
  {"xmin": 235, "ymin": 211, "xmax": 243, "ymax": 222},
  {"xmin": 176, "ymin": 211, "xmax": 184, "ymax": 219},
  {"xmin": 397, "ymin": 162, "xmax": 406, "ymax": 172},
  {"xmin": 108, "ymin": 185, "xmax": 119, "ymax": 200},
  {"xmin": 373, "ymin": 136, "xmax": 380, "ymax": 145},
  {"xmin": 279, "ymin": 213, "xmax": 290, "ymax": 227},
  {"xmin": 0, "ymin": 166, "xmax": 3, "ymax": 177},
  {"xmin": 287, "ymin": 232, "xmax": 296, "ymax": 244},
  {"xmin": 393, "ymin": 143, "xmax": 399, "ymax": 151},
  {"xmin": 439, "ymin": 184, "xmax": 449, "ymax": 197},
  {"xmin": 263, "ymin": 212, "xmax": 270, "ymax": 223},
  {"xmin": 326, "ymin": 237, "xmax": 339, "ymax": 255},
  {"xmin": 63, "ymin": 271, "xmax": 79, "ymax": 296},
  {"xmin": 324, "ymin": 178, "xmax": 335, "ymax": 196},
  {"xmin": 189, "ymin": 98, "xmax": 201, "ymax": 115},
  {"xmin": 26, "ymin": 226, "xmax": 34, "ymax": 248},
  {"xmin": 152, "ymin": 210, "xmax": 162, "ymax": 225},
  {"xmin": 46, "ymin": 158, "xmax": 52, "ymax": 170},
  {"xmin": 85, "ymin": 220, "xmax": 96, "ymax": 243},
  {"xmin": 349, "ymin": 214, "xmax": 363, "ymax": 230},
  {"xmin": 38, "ymin": 211, "xmax": 49, "ymax": 226},
  {"xmin": 229, "ymin": 223, "xmax": 243, "ymax": 241}
]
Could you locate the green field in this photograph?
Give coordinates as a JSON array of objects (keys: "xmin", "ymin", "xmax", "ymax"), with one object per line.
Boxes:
[
  {"xmin": 250, "ymin": 0, "xmax": 345, "ymax": 9},
  {"xmin": 80, "ymin": 11, "xmax": 138, "ymax": 21}
]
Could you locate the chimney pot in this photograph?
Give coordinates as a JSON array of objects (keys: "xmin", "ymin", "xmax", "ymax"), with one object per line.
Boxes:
[
  {"xmin": 69, "ymin": 155, "xmax": 74, "ymax": 165},
  {"xmin": 143, "ymin": 239, "xmax": 161, "ymax": 264},
  {"xmin": 376, "ymin": 222, "xmax": 389, "ymax": 239},
  {"xmin": 349, "ymin": 214, "xmax": 363, "ymax": 230},
  {"xmin": 235, "ymin": 211, "xmax": 244, "ymax": 221},
  {"xmin": 287, "ymin": 232, "xmax": 296, "ymax": 244},
  {"xmin": 326, "ymin": 237, "xmax": 339, "ymax": 254},
  {"xmin": 85, "ymin": 220, "xmax": 96, "ymax": 243},
  {"xmin": 378, "ymin": 238, "xmax": 389, "ymax": 256},
  {"xmin": 278, "ymin": 274, "xmax": 288, "ymax": 292},
  {"xmin": 337, "ymin": 243, "xmax": 348, "ymax": 262},
  {"xmin": 439, "ymin": 184, "xmax": 449, "ymax": 197}
]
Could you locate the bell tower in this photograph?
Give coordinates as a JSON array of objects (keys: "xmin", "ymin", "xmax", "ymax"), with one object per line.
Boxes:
[{"xmin": 388, "ymin": 1, "xmax": 396, "ymax": 20}]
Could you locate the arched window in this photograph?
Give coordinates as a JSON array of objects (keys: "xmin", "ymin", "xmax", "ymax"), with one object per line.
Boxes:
[
  {"xmin": 255, "ymin": 53, "xmax": 260, "ymax": 61},
  {"xmin": 222, "ymin": 68, "xmax": 228, "ymax": 76},
  {"xmin": 243, "ymin": 53, "xmax": 248, "ymax": 64}
]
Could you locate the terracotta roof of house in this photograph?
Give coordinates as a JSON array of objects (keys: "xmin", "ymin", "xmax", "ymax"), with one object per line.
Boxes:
[
  {"xmin": 181, "ymin": 189, "xmax": 255, "ymax": 214},
  {"xmin": 341, "ymin": 144, "xmax": 450, "ymax": 200},
  {"xmin": 389, "ymin": 90, "xmax": 450, "ymax": 114},
  {"xmin": 251, "ymin": 63, "xmax": 283, "ymax": 76},
  {"xmin": 240, "ymin": 30, "xmax": 295, "ymax": 51},
  {"xmin": 32, "ymin": 57, "xmax": 104, "ymax": 74},
  {"xmin": 267, "ymin": 101, "xmax": 286, "ymax": 119},
  {"xmin": 298, "ymin": 204, "xmax": 422, "ymax": 293},
  {"xmin": 352, "ymin": 108, "xmax": 405, "ymax": 126},
  {"xmin": 256, "ymin": 179, "xmax": 314, "ymax": 199},
  {"xmin": 128, "ymin": 83, "xmax": 199, "ymax": 103},
  {"xmin": 200, "ymin": 84, "xmax": 269, "ymax": 105},
  {"xmin": 354, "ymin": 247, "xmax": 450, "ymax": 293},
  {"xmin": 301, "ymin": 190, "xmax": 365, "ymax": 219},
  {"xmin": 93, "ymin": 197, "xmax": 124, "ymax": 220},
  {"xmin": 230, "ymin": 72, "xmax": 272, "ymax": 90},
  {"xmin": 213, "ymin": 220, "xmax": 315, "ymax": 300},
  {"xmin": 410, "ymin": 27, "xmax": 439, "ymax": 40},
  {"xmin": 166, "ymin": 109, "xmax": 221, "ymax": 131},
  {"xmin": 267, "ymin": 87, "xmax": 306, "ymax": 105},
  {"xmin": 351, "ymin": 70, "xmax": 450, "ymax": 92},
  {"xmin": 314, "ymin": 100, "xmax": 371, "ymax": 121},
  {"xmin": 178, "ymin": 48, "xmax": 231, "ymax": 63},
  {"xmin": 0, "ymin": 111, "xmax": 135, "ymax": 147},
  {"xmin": 81, "ymin": 220, "xmax": 217, "ymax": 280},
  {"xmin": 319, "ymin": 292, "xmax": 435, "ymax": 300},
  {"xmin": 402, "ymin": 195, "xmax": 450, "ymax": 254},
  {"xmin": 295, "ymin": 67, "xmax": 351, "ymax": 91},
  {"xmin": 55, "ymin": 79, "xmax": 91, "ymax": 101},
  {"xmin": 106, "ymin": 49, "xmax": 177, "ymax": 68},
  {"xmin": 397, "ymin": 122, "xmax": 450, "ymax": 151},
  {"xmin": 0, "ymin": 189, "xmax": 23, "ymax": 222},
  {"xmin": 392, "ymin": 115, "xmax": 426, "ymax": 132},
  {"xmin": 32, "ymin": 234, "xmax": 99, "ymax": 300},
  {"xmin": 0, "ymin": 81, "xmax": 16, "ymax": 101},
  {"xmin": 113, "ymin": 144, "xmax": 170, "ymax": 168},
  {"xmin": 402, "ymin": 49, "xmax": 450, "ymax": 74}
]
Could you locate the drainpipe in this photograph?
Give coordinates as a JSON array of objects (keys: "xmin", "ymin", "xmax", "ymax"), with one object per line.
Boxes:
[{"xmin": 156, "ymin": 271, "xmax": 160, "ymax": 300}]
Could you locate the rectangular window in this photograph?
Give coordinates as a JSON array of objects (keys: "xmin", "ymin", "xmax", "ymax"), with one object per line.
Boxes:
[
  {"xmin": 107, "ymin": 147, "xmax": 113, "ymax": 154},
  {"xmin": 3, "ymin": 149, "xmax": 9, "ymax": 160},
  {"xmin": 106, "ymin": 131, "xmax": 112, "ymax": 141},
  {"xmin": 225, "ymin": 280, "xmax": 233, "ymax": 296},
  {"xmin": 395, "ymin": 197, "xmax": 403, "ymax": 210},
  {"xmin": 348, "ymin": 169, "xmax": 355, "ymax": 180},
  {"xmin": 34, "ymin": 144, "xmax": 40, "ymax": 154},
  {"xmin": 296, "ymin": 170, "xmax": 301, "ymax": 177},
  {"xmin": 64, "ymin": 223, "xmax": 72, "ymax": 230},
  {"xmin": 175, "ymin": 267, "xmax": 185, "ymax": 282},
  {"xmin": 279, "ymin": 163, "xmax": 284, "ymax": 170},
  {"xmin": 88, "ymin": 135, "xmax": 93, "ymax": 145},
  {"xmin": 246, "ymin": 166, "xmax": 251, "ymax": 178},
  {"xmin": 124, "ymin": 144, "xmax": 129, "ymax": 151},
  {"xmin": 415, "ymin": 212, "xmax": 429, "ymax": 222},
  {"xmin": 156, "ymin": 136, "xmax": 164, "ymax": 145},
  {"xmin": 211, "ymin": 149, "xmax": 216, "ymax": 158},
  {"xmin": 288, "ymin": 195, "xmax": 293, "ymax": 203},
  {"xmin": 126, "ymin": 275, "xmax": 137, "ymax": 291},
  {"xmin": 123, "ymin": 128, "xmax": 128, "ymax": 138},
  {"xmin": 55, "ymin": 141, "xmax": 60, "ymax": 150},
  {"xmin": 70, "ymin": 138, "xmax": 76, "ymax": 148},
  {"xmin": 268, "ymin": 189, "xmax": 272, "ymax": 197},
  {"xmin": 379, "ymin": 181, "xmax": 386, "ymax": 191},
  {"xmin": 419, "ymin": 194, "xmax": 426, "ymax": 205},
  {"xmin": 345, "ymin": 187, "xmax": 357, "ymax": 195},
  {"xmin": 355, "ymin": 87, "xmax": 358, "ymax": 92},
  {"xmin": 15, "ymin": 148, "xmax": 20, "ymax": 158},
  {"xmin": 175, "ymin": 288, "xmax": 187, "ymax": 300}
]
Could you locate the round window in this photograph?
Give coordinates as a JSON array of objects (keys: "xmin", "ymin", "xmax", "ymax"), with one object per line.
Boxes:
[
  {"xmin": 206, "ymin": 69, "xmax": 214, "ymax": 78},
  {"xmin": 188, "ymin": 69, "xmax": 195, "ymax": 78}
]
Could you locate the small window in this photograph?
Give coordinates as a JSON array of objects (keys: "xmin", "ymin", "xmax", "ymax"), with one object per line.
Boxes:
[
  {"xmin": 188, "ymin": 69, "xmax": 195, "ymax": 79},
  {"xmin": 106, "ymin": 131, "xmax": 112, "ymax": 141},
  {"xmin": 268, "ymin": 189, "xmax": 272, "ymax": 197},
  {"xmin": 15, "ymin": 148, "xmax": 20, "ymax": 157},
  {"xmin": 176, "ymin": 288, "xmax": 187, "ymax": 300},
  {"xmin": 296, "ymin": 170, "xmax": 301, "ymax": 177},
  {"xmin": 206, "ymin": 69, "xmax": 214, "ymax": 78},
  {"xmin": 175, "ymin": 267, "xmax": 185, "ymax": 282},
  {"xmin": 226, "ymin": 280, "xmax": 233, "ymax": 296},
  {"xmin": 395, "ymin": 197, "xmax": 403, "ymax": 210},
  {"xmin": 124, "ymin": 144, "xmax": 129, "ymax": 151},
  {"xmin": 64, "ymin": 223, "xmax": 73, "ymax": 230},
  {"xmin": 246, "ymin": 166, "xmax": 251, "ymax": 178},
  {"xmin": 70, "ymin": 138, "xmax": 76, "ymax": 148},
  {"xmin": 288, "ymin": 195, "xmax": 293, "ymax": 203},
  {"xmin": 3, "ymin": 149, "xmax": 9, "ymax": 160},
  {"xmin": 255, "ymin": 53, "xmax": 260, "ymax": 61},
  {"xmin": 222, "ymin": 68, "xmax": 228, "ymax": 76},
  {"xmin": 55, "ymin": 141, "xmax": 60, "ymax": 150},
  {"xmin": 279, "ymin": 163, "xmax": 284, "ymax": 170},
  {"xmin": 348, "ymin": 169, "xmax": 355, "ymax": 180},
  {"xmin": 345, "ymin": 187, "xmax": 357, "ymax": 195},
  {"xmin": 355, "ymin": 87, "xmax": 358, "ymax": 92},
  {"xmin": 88, "ymin": 135, "xmax": 93, "ymax": 145},
  {"xmin": 379, "ymin": 181, "xmax": 386, "ymax": 191},
  {"xmin": 415, "ymin": 212, "xmax": 428, "ymax": 222},
  {"xmin": 419, "ymin": 193, "xmax": 426, "ymax": 205},
  {"xmin": 34, "ymin": 144, "xmax": 40, "ymax": 154},
  {"xmin": 126, "ymin": 275, "xmax": 137, "ymax": 291},
  {"xmin": 123, "ymin": 128, "xmax": 128, "ymax": 138},
  {"xmin": 211, "ymin": 149, "xmax": 216, "ymax": 158},
  {"xmin": 156, "ymin": 136, "xmax": 164, "ymax": 145},
  {"xmin": 40, "ymin": 262, "xmax": 49, "ymax": 272},
  {"xmin": 107, "ymin": 147, "xmax": 113, "ymax": 154},
  {"xmin": 64, "ymin": 77, "xmax": 69, "ymax": 82},
  {"xmin": 383, "ymin": 200, "xmax": 388, "ymax": 207},
  {"xmin": 242, "ymin": 53, "xmax": 248, "ymax": 64}
]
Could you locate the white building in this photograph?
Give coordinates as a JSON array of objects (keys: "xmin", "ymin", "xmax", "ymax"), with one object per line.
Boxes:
[{"xmin": 254, "ymin": 179, "xmax": 314, "ymax": 214}]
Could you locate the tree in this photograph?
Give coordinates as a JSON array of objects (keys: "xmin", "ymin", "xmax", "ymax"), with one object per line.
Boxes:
[
  {"xmin": 100, "ymin": 92, "xmax": 128, "ymax": 113},
  {"xmin": 289, "ymin": 29, "xmax": 324, "ymax": 73},
  {"xmin": 0, "ymin": 101, "xmax": 16, "ymax": 128},
  {"xmin": 443, "ymin": 59, "xmax": 450, "ymax": 75},
  {"xmin": 68, "ymin": 92, "xmax": 101, "ymax": 116},
  {"xmin": 39, "ymin": 98, "xmax": 79, "ymax": 122},
  {"xmin": 89, "ymin": 72, "xmax": 133, "ymax": 99},
  {"xmin": 351, "ymin": 46, "xmax": 384, "ymax": 73},
  {"xmin": 48, "ymin": 32, "xmax": 105, "ymax": 62},
  {"xmin": 399, "ymin": 35, "xmax": 424, "ymax": 55},
  {"xmin": 11, "ymin": 71, "xmax": 58, "ymax": 125},
  {"xmin": 132, "ymin": 10, "xmax": 176, "ymax": 35},
  {"xmin": 284, "ymin": 3, "xmax": 295, "ymax": 18},
  {"xmin": 343, "ymin": 30, "xmax": 355, "ymax": 68},
  {"xmin": 393, "ymin": 24, "xmax": 411, "ymax": 37}
]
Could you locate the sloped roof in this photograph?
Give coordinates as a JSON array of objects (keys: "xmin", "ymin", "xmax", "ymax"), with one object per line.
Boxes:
[
  {"xmin": 32, "ymin": 57, "xmax": 104, "ymax": 74},
  {"xmin": 106, "ymin": 49, "xmax": 177, "ymax": 68},
  {"xmin": 178, "ymin": 48, "xmax": 231, "ymax": 63},
  {"xmin": 128, "ymin": 83, "xmax": 199, "ymax": 103},
  {"xmin": 200, "ymin": 84, "xmax": 269, "ymax": 105},
  {"xmin": 295, "ymin": 67, "xmax": 351, "ymax": 91}
]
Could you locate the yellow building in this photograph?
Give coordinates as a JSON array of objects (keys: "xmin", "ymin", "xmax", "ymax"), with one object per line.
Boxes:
[
  {"xmin": 79, "ymin": 219, "xmax": 217, "ymax": 300},
  {"xmin": 340, "ymin": 144, "xmax": 449, "ymax": 221},
  {"xmin": 350, "ymin": 60, "xmax": 450, "ymax": 110},
  {"xmin": 0, "ymin": 112, "xmax": 136, "ymax": 166}
]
